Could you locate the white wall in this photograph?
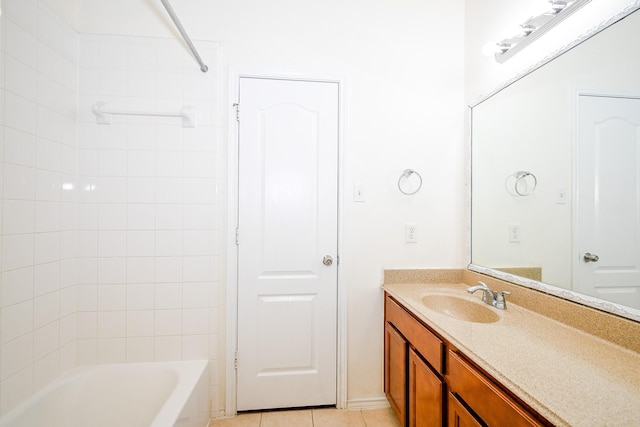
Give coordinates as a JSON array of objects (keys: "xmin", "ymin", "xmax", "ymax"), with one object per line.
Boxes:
[{"xmin": 0, "ymin": 0, "xmax": 78, "ymax": 414}]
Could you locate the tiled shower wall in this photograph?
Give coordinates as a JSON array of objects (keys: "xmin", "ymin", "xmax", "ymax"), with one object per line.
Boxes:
[
  {"xmin": 0, "ymin": 0, "xmax": 221, "ymax": 417},
  {"xmin": 0, "ymin": 0, "xmax": 79, "ymax": 414},
  {"xmin": 76, "ymin": 33, "xmax": 220, "ymax": 407}
]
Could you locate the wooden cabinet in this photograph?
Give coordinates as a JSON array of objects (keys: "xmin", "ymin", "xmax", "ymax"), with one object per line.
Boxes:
[
  {"xmin": 447, "ymin": 351, "xmax": 546, "ymax": 427},
  {"xmin": 447, "ymin": 393, "xmax": 483, "ymax": 427},
  {"xmin": 384, "ymin": 293, "xmax": 551, "ymax": 427},
  {"xmin": 385, "ymin": 295, "xmax": 445, "ymax": 427},
  {"xmin": 409, "ymin": 348, "xmax": 444, "ymax": 427},
  {"xmin": 385, "ymin": 322, "xmax": 408, "ymax": 423}
]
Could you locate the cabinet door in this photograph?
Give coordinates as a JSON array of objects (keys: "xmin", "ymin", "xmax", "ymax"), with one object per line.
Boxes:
[
  {"xmin": 385, "ymin": 322, "xmax": 408, "ymax": 425},
  {"xmin": 409, "ymin": 348, "xmax": 444, "ymax": 427},
  {"xmin": 447, "ymin": 393, "xmax": 483, "ymax": 427}
]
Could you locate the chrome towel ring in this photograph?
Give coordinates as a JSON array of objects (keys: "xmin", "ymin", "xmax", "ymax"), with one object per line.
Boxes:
[
  {"xmin": 513, "ymin": 171, "xmax": 537, "ymax": 196},
  {"xmin": 398, "ymin": 169, "xmax": 422, "ymax": 195}
]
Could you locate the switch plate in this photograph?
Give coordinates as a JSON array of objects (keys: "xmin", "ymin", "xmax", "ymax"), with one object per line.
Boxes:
[
  {"xmin": 556, "ymin": 186, "xmax": 568, "ymax": 204},
  {"xmin": 405, "ymin": 224, "xmax": 418, "ymax": 243},
  {"xmin": 509, "ymin": 223, "xmax": 521, "ymax": 243},
  {"xmin": 353, "ymin": 184, "xmax": 365, "ymax": 202}
]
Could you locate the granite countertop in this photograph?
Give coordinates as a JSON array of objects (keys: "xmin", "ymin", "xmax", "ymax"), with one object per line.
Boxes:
[{"xmin": 383, "ymin": 282, "xmax": 640, "ymax": 427}]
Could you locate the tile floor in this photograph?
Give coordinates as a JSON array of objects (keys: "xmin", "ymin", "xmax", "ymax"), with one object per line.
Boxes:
[{"xmin": 209, "ymin": 407, "xmax": 402, "ymax": 427}]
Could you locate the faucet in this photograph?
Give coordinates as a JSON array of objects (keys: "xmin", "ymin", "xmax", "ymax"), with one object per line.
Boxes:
[{"xmin": 467, "ymin": 281, "xmax": 511, "ymax": 310}]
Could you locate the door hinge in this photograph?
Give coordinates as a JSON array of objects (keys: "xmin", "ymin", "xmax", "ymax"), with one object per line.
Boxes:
[
  {"xmin": 233, "ymin": 103, "xmax": 240, "ymax": 121},
  {"xmin": 234, "ymin": 351, "xmax": 238, "ymax": 369},
  {"xmin": 235, "ymin": 228, "xmax": 240, "ymax": 245}
]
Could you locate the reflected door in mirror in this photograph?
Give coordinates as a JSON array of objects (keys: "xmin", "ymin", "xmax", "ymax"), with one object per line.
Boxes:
[{"xmin": 576, "ymin": 95, "xmax": 640, "ymax": 309}]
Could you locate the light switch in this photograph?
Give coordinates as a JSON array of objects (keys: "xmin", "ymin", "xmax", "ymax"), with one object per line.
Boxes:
[{"xmin": 353, "ymin": 184, "xmax": 365, "ymax": 202}]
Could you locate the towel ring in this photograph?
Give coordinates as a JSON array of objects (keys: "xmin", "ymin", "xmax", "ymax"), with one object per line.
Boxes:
[
  {"xmin": 514, "ymin": 171, "xmax": 537, "ymax": 196},
  {"xmin": 398, "ymin": 169, "xmax": 422, "ymax": 195}
]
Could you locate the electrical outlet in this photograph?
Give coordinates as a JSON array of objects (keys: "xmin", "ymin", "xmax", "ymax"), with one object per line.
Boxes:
[
  {"xmin": 405, "ymin": 224, "xmax": 418, "ymax": 243},
  {"xmin": 509, "ymin": 223, "xmax": 521, "ymax": 243}
]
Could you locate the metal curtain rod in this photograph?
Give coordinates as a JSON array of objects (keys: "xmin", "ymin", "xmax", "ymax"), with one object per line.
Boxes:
[{"xmin": 159, "ymin": 0, "xmax": 209, "ymax": 72}]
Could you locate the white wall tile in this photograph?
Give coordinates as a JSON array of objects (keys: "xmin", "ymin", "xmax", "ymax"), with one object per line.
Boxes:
[
  {"xmin": 126, "ymin": 284, "xmax": 155, "ymax": 310},
  {"xmin": 33, "ymin": 291, "xmax": 59, "ymax": 328},
  {"xmin": 97, "ymin": 311, "xmax": 125, "ymax": 337},
  {"xmin": 34, "ymin": 261, "xmax": 59, "ymax": 296},
  {"xmin": 98, "ymin": 149, "xmax": 127, "ymax": 176},
  {"xmin": 98, "ymin": 203, "xmax": 126, "ymax": 230},
  {"xmin": 182, "ymin": 308, "xmax": 208, "ymax": 335},
  {"xmin": 35, "ymin": 201, "xmax": 60, "ymax": 232},
  {"xmin": 97, "ymin": 257, "xmax": 126, "ymax": 284},
  {"xmin": 98, "ymin": 177, "xmax": 127, "ymax": 203},
  {"xmin": 182, "ymin": 334, "xmax": 208, "ymax": 360},
  {"xmin": 34, "ymin": 231, "xmax": 60, "ymax": 264},
  {"xmin": 125, "ymin": 257, "xmax": 155, "ymax": 283},
  {"xmin": 0, "ymin": 333, "xmax": 34, "ymax": 380},
  {"xmin": 5, "ymin": 55, "xmax": 37, "ymax": 101},
  {"xmin": 1, "ymin": 268, "xmax": 34, "ymax": 307},
  {"xmin": 126, "ymin": 311, "xmax": 154, "ymax": 337},
  {"xmin": 97, "ymin": 285, "xmax": 126, "ymax": 311},
  {"xmin": 155, "ymin": 230, "xmax": 182, "ymax": 256},
  {"xmin": 183, "ymin": 283, "xmax": 209, "ymax": 309},
  {"xmin": 155, "ymin": 283, "xmax": 182, "ymax": 309},
  {"xmin": 3, "ymin": 200, "xmax": 35, "ymax": 235},
  {"xmin": 2, "ymin": 234, "xmax": 35, "ymax": 271},
  {"xmin": 97, "ymin": 338, "xmax": 126, "ymax": 363},
  {"xmin": 5, "ymin": 19, "xmax": 38, "ymax": 69},
  {"xmin": 1, "ymin": 366, "xmax": 35, "ymax": 415},
  {"xmin": 126, "ymin": 177, "xmax": 154, "ymax": 203},
  {"xmin": 126, "ymin": 337, "xmax": 154, "ymax": 362},
  {"xmin": 155, "ymin": 309, "xmax": 181, "ymax": 336},
  {"xmin": 97, "ymin": 230, "xmax": 126, "ymax": 257},
  {"xmin": 126, "ymin": 204, "xmax": 155, "ymax": 230},
  {"xmin": 127, "ymin": 230, "xmax": 155, "ymax": 256},
  {"xmin": 154, "ymin": 335, "xmax": 181, "ymax": 361},
  {"xmin": 34, "ymin": 321, "xmax": 59, "ymax": 360},
  {"xmin": 2, "ymin": 300, "xmax": 34, "ymax": 343},
  {"xmin": 33, "ymin": 350, "xmax": 59, "ymax": 391},
  {"xmin": 4, "ymin": 128, "xmax": 37, "ymax": 167},
  {"xmin": 76, "ymin": 284, "xmax": 97, "ymax": 311},
  {"xmin": 155, "ymin": 204, "xmax": 183, "ymax": 229},
  {"xmin": 154, "ymin": 257, "xmax": 182, "ymax": 283},
  {"xmin": 76, "ymin": 338, "xmax": 97, "ymax": 365}
]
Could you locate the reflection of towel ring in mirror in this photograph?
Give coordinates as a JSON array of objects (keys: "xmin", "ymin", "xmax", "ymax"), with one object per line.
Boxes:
[
  {"xmin": 514, "ymin": 171, "xmax": 537, "ymax": 196},
  {"xmin": 398, "ymin": 169, "xmax": 422, "ymax": 195}
]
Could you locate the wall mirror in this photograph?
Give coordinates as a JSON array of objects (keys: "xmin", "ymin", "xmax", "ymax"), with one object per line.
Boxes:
[{"xmin": 469, "ymin": 4, "xmax": 640, "ymax": 322}]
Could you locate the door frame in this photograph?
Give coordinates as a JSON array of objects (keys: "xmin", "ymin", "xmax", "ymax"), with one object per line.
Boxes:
[{"xmin": 225, "ymin": 68, "xmax": 348, "ymax": 416}]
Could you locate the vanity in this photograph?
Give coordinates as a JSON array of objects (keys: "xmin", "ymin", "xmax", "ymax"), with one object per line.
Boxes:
[{"xmin": 382, "ymin": 269, "xmax": 640, "ymax": 427}]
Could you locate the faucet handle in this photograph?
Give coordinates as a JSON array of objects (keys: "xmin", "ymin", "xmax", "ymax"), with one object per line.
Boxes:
[{"xmin": 495, "ymin": 291, "xmax": 511, "ymax": 309}]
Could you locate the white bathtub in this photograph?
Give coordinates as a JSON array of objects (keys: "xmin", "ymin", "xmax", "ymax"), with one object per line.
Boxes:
[{"xmin": 0, "ymin": 360, "xmax": 209, "ymax": 427}]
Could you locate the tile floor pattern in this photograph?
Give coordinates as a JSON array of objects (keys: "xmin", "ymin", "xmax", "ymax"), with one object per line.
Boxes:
[{"xmin": 209, "ymin": 407, "xmax": 402, "ymax": 427}]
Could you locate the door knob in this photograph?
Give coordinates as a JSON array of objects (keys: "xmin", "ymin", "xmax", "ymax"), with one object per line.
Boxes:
[
  {"xmin": 583, "ymin": 252, "xmax": 599, "ymax": 263},
  {"xmin": 322, "ymin": 255, "xmax": 334, "ymax": 266}
]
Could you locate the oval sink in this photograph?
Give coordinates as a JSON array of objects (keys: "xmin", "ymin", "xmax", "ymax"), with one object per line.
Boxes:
[{"xmin": 421, "ymin": 295, "xmax": 500, "ymax": 323}]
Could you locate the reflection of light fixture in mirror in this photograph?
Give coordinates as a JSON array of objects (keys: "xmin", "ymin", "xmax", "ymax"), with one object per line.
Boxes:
[{"xmin": 487, "ymin": 0, "xmax": 592, "ymax": 63}]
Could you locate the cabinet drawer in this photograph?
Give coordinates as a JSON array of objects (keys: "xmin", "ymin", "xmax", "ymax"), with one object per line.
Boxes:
[
  {"xmin": 385, "ymin": 295, "xmax": 444, "ymax": 373},
  {"xmin": 448, "ymin": 351, "xmax": 544, "ymax": 427}
]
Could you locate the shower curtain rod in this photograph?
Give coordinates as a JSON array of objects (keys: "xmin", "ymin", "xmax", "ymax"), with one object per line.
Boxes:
[{"xmin": 160, "ymin": 0, "xmax": 209, "ymax": 72}]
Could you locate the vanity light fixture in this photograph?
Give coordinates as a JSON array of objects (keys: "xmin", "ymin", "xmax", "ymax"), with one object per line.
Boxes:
[{"xmin": 488, "ymin": 0, "xmax": 592, "ymax": 63}]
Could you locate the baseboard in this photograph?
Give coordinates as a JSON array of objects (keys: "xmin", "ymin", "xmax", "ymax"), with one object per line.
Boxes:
[{"xmin": 346, "ymin": 397, "xmax": 391, "ymax": 411}]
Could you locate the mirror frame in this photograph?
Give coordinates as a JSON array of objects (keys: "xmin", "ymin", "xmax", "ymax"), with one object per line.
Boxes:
[{"xmin": 467, "ymin": 0, "xmax": 640, "ymax": 323}]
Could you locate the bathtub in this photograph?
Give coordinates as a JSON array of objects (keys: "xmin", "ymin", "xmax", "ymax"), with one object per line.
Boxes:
[{"xmin": 0, "ymin": 360, "xmax": 209, "ymax": 427}]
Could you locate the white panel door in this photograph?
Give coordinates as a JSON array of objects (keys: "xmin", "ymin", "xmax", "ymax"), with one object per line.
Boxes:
[
  {"xmin": 236, "ymin": 77, "xmax": 339, "ymax": 411},
  {"xmin": 576, "ymin": 95, "xmax": 640, "ymax": 309}
]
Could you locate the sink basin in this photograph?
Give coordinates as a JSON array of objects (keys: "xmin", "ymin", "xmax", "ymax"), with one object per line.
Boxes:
[{"xmin": 421, "ymin": 295, "xmax": 500, "ymax": 323}]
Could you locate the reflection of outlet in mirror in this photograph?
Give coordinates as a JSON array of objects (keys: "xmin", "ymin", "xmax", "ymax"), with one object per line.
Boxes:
[
  {"xmin": 405, "ymin": 224, "xmax": 417, "ymax": 243},
  {"xmin": 509, "ymin": 223, "xmax": 521, "ymax": 243}
]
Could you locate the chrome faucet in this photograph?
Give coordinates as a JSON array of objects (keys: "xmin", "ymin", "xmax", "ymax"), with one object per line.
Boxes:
[{"xmin": 467, "ymin": 281, "xmax": 511, "ymax": 310}]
